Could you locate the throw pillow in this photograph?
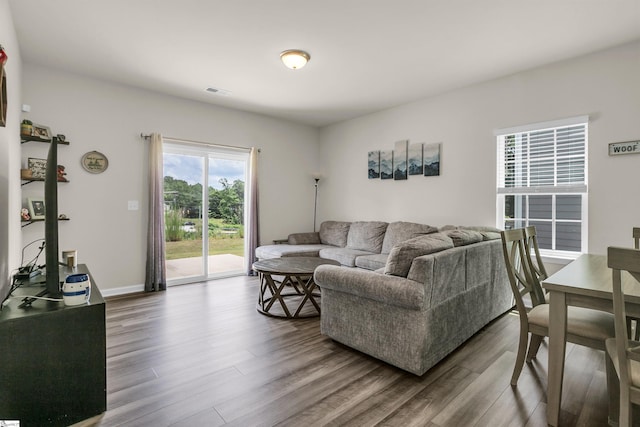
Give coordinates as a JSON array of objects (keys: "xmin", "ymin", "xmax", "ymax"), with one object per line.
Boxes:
[
  {"xmin": 461, "ymin": 225, "xmax": 502, "ymax": 233},
  {"xmin": 459, "ymin": 226, "xmax": 502, "ymax": 241},
  {"xmin": 479, "ymin": 231, "xmax": 501, "ymax": 241},
  {"xmin": 444, "ymin": 229, "xmax": 484, "ymax": 247},
  {"xmin": 384, "ymin": 233, "xmax": 454, "ymax": 277},
  {"xmin": 381, "ymin": 221, "xmax": 439, "ymax": 253}
]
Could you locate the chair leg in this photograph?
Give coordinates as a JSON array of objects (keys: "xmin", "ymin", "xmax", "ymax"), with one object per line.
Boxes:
[
  {"xmin": 619, "ymin": 387, "xmax": 631, "ymax": 427},
  {"xmin": 526, "ymin": 334, "xmax": 544, "ymax": 362},
  {"xmin": 606, "ymin": 353, "xmax": 620, "ymax": 426},
  {"xmin": 511, "ymin": 327, "xmax": 529, "ymax": 386}
]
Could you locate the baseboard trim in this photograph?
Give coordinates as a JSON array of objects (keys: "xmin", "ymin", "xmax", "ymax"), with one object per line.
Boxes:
[{"xmin": 100, "ymin": 284, "xmax": 145, "ymax": 298}]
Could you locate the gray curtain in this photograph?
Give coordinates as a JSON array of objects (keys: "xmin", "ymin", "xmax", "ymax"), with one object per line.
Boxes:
[
  {"xmin": 145, "ymin": 133, "xmax": 167, "ymax": 291},
  {"xmin": 245, "ymin": 147, "xmax": 259, "ymax": 275}
]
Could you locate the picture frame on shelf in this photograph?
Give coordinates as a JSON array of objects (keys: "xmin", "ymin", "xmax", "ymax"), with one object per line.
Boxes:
[
  {"xmin": 27, "ymin": 197, "xmax": 45, "ymax": 220},
  {"xmin": 32, "ymin": 123, "xmax": 52, "ymax": 140},
  {"xmin": 28, "ymin": 157, "xmax": 47, "ymax": 179}
]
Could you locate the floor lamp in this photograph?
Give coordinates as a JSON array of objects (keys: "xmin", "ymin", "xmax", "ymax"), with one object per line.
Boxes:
[{"xmin": 313, "ymin": 176, "xmax": 320, "ymax": 232}]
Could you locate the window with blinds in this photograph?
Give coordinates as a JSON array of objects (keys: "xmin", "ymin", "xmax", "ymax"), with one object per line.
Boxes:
[{"xmin": 496, "ymin": 117, "xmax": 588, "ymax": 256}]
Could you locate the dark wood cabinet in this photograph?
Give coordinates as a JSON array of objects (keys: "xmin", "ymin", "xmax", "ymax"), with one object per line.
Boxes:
[{"xmin": 0, "ymin": 265, "xmax": 106, "ymax": 426}]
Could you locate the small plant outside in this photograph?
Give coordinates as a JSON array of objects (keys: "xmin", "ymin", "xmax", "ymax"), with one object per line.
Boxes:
[{"xmin": 164, "ymin": 176, "xmax": 244, "ymax": 261}]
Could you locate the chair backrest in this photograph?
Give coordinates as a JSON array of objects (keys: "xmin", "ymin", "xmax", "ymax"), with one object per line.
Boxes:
[
  {"xmin": 633, "ymin": 227, "xmax": 640, "ymax": 250},
  {"xmin": 608, "ymin": 246, "xmax": 640, "ymax": 388},
  {"xmin": 524, "ymin": 226, "xmax": 549, "ymax": 283},
  {"xmin": 501, "ymin": 228, "xmax": 546, "ymax": 315}
]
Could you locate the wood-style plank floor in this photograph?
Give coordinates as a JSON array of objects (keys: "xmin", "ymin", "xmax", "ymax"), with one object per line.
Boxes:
[{"xmin": 76, "ymin": 275, "xmax": 616, "ymax": 427}]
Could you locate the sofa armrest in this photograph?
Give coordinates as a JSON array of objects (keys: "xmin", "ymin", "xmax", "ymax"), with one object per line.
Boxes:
[
  {"xmin": 288, "ymin": 232, "xmax": 321, "ymax": 245},
  {"xmin": 314, "ymin": 265, "xmax": 425, "ymax": 310}
]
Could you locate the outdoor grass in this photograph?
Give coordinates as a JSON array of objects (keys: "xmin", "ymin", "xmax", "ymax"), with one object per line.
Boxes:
[{"xmin": 165, "ymin": 237, "xmax": 244, "ymax": 260}]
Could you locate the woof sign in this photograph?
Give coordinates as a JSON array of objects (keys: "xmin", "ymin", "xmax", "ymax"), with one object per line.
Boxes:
[{"xmin": 609, "ymin": 140, "xmax": 640, "ymax": 156}]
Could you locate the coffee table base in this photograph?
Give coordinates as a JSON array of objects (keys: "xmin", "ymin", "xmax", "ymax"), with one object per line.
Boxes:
[{"xmin": 256, "ymin": 271, "xmax": 321, "ymax": 318}]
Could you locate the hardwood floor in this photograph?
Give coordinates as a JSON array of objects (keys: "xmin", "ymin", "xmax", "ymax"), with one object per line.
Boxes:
[{"xmin": 76, "ymin": 275, "xmax": 614, "ymax": 427}]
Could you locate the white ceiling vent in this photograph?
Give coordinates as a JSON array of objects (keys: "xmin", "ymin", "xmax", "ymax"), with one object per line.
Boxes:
[{"xmin": 205, "ymin": 87, "xmax": 231, "ymax": 96}]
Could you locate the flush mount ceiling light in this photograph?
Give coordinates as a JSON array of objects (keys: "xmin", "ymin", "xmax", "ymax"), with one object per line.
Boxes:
[
  {"xmin": 205, "ymin": 87, "xmax": 231, "ymax": 96},
  {"xmin": 280, "ymin": 49, "xmax": 310, "ymax": 70}
]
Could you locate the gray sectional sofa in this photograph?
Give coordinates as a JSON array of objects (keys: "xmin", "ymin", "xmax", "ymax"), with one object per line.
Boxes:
[{"xmin": 255, "ymin": 220, "xmax": 513, "ymax": 376}]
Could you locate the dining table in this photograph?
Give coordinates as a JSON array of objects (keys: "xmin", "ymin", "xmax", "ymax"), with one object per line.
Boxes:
[{"xmin": 542, "ymin": 253, "xmax": 640, "ymax": 426}]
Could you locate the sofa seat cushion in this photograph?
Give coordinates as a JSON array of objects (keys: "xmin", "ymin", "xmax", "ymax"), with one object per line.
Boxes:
[
  {"xmin": 381, "ymin": 221, "xmax": 439, "ymax": 254},
  {"xmin": 319, "ymin": 247, "xmax": 376, "ymax": 267},
  {"xmin": 346, "ymin": 221, "xmax": 388, "ymax": 253},
  {"xmin": 385, "ymin": 233, "xmax": 454, "ymax": 277},
  {"xmin": 319, "ymin": 221, "xmax": 351, "ymax": 247},
  {"xmin": 255, "ymin": 244, "xmax": 332, "ymax": 260},
  {"xmin": 355, "ymin": 253, "xmax": 388, "ymax": 271}
]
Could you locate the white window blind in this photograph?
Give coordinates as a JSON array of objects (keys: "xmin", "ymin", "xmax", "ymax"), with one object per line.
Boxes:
[
  {"xmin": 497, "ymin": 122, "xmax": 587, "ymax": 194},
  {"xmin": 496, "ymin": 117, "xmax": 588, "ymax": 256}
]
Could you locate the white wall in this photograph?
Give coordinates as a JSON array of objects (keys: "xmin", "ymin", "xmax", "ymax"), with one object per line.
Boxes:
[
  {"xmin": 319, "ymin": 40, "xmax": 640, "ymax": 266},
  {"xmin": 0, "ymin": 0, "xmax": 23, "ymax": 296},
  {"xmin": 20, "ymin": 65, "xmax": 319, "ymax": 294}
]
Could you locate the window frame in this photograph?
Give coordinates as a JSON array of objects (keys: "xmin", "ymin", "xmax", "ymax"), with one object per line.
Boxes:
[{"xmin": 495, "ymin": 116, "xmax": 589, "ymax": 260}]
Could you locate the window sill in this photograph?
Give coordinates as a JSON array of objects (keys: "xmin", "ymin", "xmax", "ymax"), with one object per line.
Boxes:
[{"xmin": 540, "ymin": 253, "xmax": 580, "ymax": 266}]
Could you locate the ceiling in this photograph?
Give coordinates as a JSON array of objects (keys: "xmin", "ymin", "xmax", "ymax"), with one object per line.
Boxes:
[{"xmin": 8, "ymin": 0, "xmax": 640, "ymax": 127}]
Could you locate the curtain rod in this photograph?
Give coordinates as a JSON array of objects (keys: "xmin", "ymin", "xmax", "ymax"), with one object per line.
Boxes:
[{"xmin": 140, "ymin": 133, "xmax": 258, "ymax": 153}]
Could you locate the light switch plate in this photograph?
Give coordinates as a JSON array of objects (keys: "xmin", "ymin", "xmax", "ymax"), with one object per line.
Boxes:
[{"xmin": 127, "ymin": 200, "xmax": 139, "ymax": 211}]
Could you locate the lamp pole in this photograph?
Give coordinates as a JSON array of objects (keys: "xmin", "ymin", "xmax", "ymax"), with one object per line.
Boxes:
[{"xmin": 313, "ymin": 178, "xmax": 319, "ymax": 232}]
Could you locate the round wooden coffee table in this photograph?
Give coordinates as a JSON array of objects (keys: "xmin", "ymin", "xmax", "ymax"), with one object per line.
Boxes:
[{"xmin": 253, "ymin": 257, "xmax": 340, "ymax": 318}]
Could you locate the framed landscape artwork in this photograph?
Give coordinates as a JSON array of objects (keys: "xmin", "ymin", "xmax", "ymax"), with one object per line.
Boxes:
[
  {"xmin": 408, "ymin": 143, "xmax": 423, "ymax": 175},
  {"xmin": 393, "ymin": 140, "xmax": 408, "ymax": 180},
  {"xmin": 366, "ymin": 140, "xmax": 442, "ymax": 181},
  {"xmin": 368, "ymin": 151, "xmax": 380, "ymax": 179},
  {"xmin": 424, "ymin": 143, "xmax": 441, "ymax": 176},
  {"xmin": 380, "ymin": 150, "xmax": 393, "ymax": 180}
]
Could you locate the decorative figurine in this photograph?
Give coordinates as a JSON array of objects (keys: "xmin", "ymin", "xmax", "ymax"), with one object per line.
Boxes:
[
  {"xmin": 0, "ymin": 45, "xmax": 7, "ymax": 66},
  {"xmin": 57, "ymin": 165, "xmax": 68, "ymax": 182},
  {"xmin": 21, "ymin": 208, "xmax": 30, "ymax": 221},
  {"xmin": 21, "ymin": 119, "xmax": 33, "ymax": 137}
]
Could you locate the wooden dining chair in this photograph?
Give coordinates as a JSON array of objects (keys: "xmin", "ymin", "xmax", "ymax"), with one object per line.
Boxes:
[
  {"xmin": 629, "ymin": 227, "xmax": 640, "ymax": 340},
  {"xmin": 606, "ymin": 246, "xmax": 640, "ymax": 427},
  {"xmin": 501, "ymin": 228, "xmax": 615, "ymax": 385}
]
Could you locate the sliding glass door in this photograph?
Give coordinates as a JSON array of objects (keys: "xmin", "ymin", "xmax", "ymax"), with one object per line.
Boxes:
[{"xmin": 163, "ymin": 142, "xmax": 248, "ymax": 284}]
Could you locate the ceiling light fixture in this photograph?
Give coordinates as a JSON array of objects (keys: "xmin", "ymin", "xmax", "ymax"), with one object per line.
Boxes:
[
  {"xmin": 205, "ymin": 87, "xmax": 231, "ymax": 96},
  {"xmin": 280, "ymin": 49, "xmax": 310, "ymax": 70}
]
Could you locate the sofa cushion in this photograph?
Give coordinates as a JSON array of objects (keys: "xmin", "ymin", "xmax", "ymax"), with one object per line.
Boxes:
[
  {"xmin": 444, "ymin": 229, "xmax": 484, "ymax": 247},
  {"xmin": 319, "ymin": 221, "xmax": 351, "ymax": 247},
  {"xmin": 319, "ymin": 247, "xmax": 376, "ymax": 267},
  {"xmin": 381, "ymin": 221, "xmax": 438, "ymax": 254},
  {"xmin": 346, "ymin": 221, "xmax": 388, "ymax": 253},
  {"xmin": 384, "ymin": 232, "xmax": 454, "ymax": 277},
  {"xmin": 354, "ymin": 253, "xmax": 388, "ymax": 271}
]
